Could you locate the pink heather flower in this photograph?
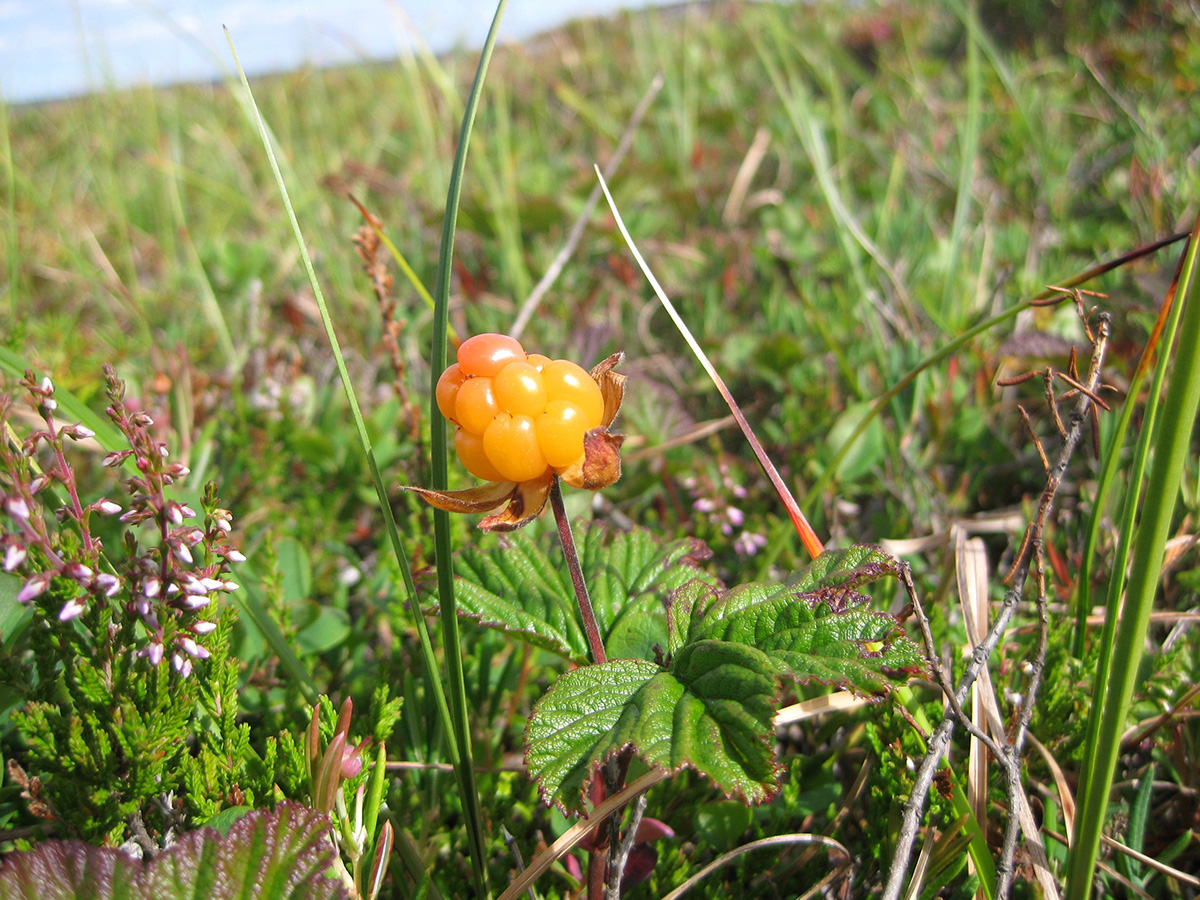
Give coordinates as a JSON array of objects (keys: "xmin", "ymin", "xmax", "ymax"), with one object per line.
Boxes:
[
  {"xmin": 143, "ymin": 577, "xmax": 161, "ymax": 598},
  {"xmin": 220, "ymin": 580, "xmax": 240, "ymax": 592},
  {"xmin": 726, "ymin": 506, "xmax": 745, "ymax": 527},
  {"xmin": 693, "ymin": 498, "xmax": 717, "ymax": 514},
  {"xmin": 92, "ymin": 499, "xmax": 122, "ymax": 516},
  {"xmin": 182, "ymin": 595, "xmax": 210, "ymax": 610},
  {"xmin": 4, "ymin": 497, "xmax": 30, "ymax": 520},
  {"xmin": 181, "ymin": 528, "xmax": 204, "ymax": 546},
  {"xmin": 172, "ymin": 653, "xmax": 193, "ymax": 678},
  {"xmin": 172, "ymin": 542, "xmax": 193, "ymax": 564},
  {"xmin": 59, "ymin": 598, "xmax": 86, "ymax": 621},
  {"xmin": 733, "ymin": 530, "xmax": 768, "ymax": 557},
  {"xmin": 65, "ymin": 424, "xmax": 95, "ymax": 441},
  {"xmin": 341, "ymin": 743, "xmax": 365, "ymax": 779},
  {"xmin": 192, "ymin": 620, "xmax": 217, "ymax": 635},
  {"xmin": 102, "ymin": 451, "xmax": 132, "ymax": 467},
  {"xmin": 178, "ymin": 505, "xmax": 196, "ymax": 519},
  {"xmin": 139, "ymin": 642, "xmax": 165, "ymax": 666},
  {"xmin": 199, "ymin": 577, "xmax": 225, "ymax": 592},
  {"xmin": 4, "ymin": 544, "xmax": 26, "ymax": 571},
  {"xmin": 225, "ymin": 549, "xmax": 246, "ymax": 563},
  {"xmin": 95, "ymin": 573, "xmax": 121, "ymax": 596},
  {"xmin": 181, "ymin": 576, "xmax": 207, "ymax": 595},
  {"xmin": 17, "ymin": 573, "xmax": 50, "ymax": 603},
  {"xmin": 65, "ymin": 563, "xmax": 94, "ymax": 583},
  {"xmin": 167, "ymin": 504, "xmax": 184, "ymax": 525},
  {"xmin": 29, "ymin": 475, "xmax": 50, "ymax": 494},
  {"xmin": 178, "ymin": 637, "xmax": 210, "ymax": 660}
]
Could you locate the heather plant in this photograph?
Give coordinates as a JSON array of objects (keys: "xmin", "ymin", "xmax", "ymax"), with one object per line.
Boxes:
[{"xmin": 0, "ymin": 367, "xmax": 246, "ymax": 842}]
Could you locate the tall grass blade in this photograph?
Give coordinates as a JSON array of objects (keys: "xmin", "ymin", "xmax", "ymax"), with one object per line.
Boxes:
[
  {"xmin": 429, "ymin": 3, "xmax": 511, "ymax": 896},
  {"xmin": 1066, "ymin": 214, "xmax": 1200, "ymax": 900},
  {"xmin": 1071, "ymin": 251, "xmax": 1188, "ymax": 656},
  {"xmin": 596, "ymin": 169, "xmax": 824, "ymax": 560},
  {"xmin": 939, "ymin": 1, "xmax": 983, "ymax": 326},
  {"xmin": 223, "ymin": 27, "xmax": 477, "ymax": 894}
]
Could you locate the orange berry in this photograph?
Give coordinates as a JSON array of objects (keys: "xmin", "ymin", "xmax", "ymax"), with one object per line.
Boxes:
[
  {"xmin": 483, "ymin": 413, "xmax": 550, "ymax": 483},
  {"xmin": 457, "ymin": 333, "xmax": 526, "ymax": 378},
  {"xmin": 493, "ymin": 361, "xmax": 548, "ymax": 417},
  {"xmin": 455, "ymin": 376, "xmax": 500, "ymax": 436},
  {"xmin": 526, "ymin": 353, "xmax": 552, "ymax": 371},
  {"xmin": 435, "ymin": 363, "xmax": 465, "ymax": 424},
  {"xmin": 542, "ymin": 360, "xmax": 604, "ymax": 427},
  {"xmin": 454, "ymin": 427, "xmax": 507, "ymax": 482},
  {"xmin": 536, "ymin": 400, "xmax": 590, "ymax": 468}
]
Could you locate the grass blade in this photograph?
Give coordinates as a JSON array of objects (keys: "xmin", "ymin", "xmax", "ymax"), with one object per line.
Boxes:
[
  {"xmin": 1066, "ymin": 213, "xmax": 1200, "ymax": 900},
  {"xmin": 223, "ymin": 26, "xmax": 476, "ymax": 893},
  {"xmin": 429, "ymin": 3, "xmax": 511, "ymax": 896},
  {"xmin": 595, "ymin": 169, "xmax": 824, "ymax": 560}
]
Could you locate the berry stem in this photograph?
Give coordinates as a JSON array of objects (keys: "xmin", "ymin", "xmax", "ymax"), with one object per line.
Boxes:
[{"xmin": 549, "ymin": 476, "xmax": 606, "ymax": 665}]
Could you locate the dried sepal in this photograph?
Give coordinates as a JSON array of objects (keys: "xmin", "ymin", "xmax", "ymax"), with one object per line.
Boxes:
[
  {"xmin": 559, "ymin": 427, "xmax": 625, "ymax": 490},
  {"xmin": 400, "ymin": 479, "xmax": 517, "ymax": 514},
  {"xmin": 590, "ymin": 352, "xmax": 626, "ymax": 427},
  {"xmin": 479, "ymin": 475, "xmax": 553, "ymax": 532}
]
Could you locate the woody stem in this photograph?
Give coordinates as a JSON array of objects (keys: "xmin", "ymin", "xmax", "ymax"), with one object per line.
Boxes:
[{"xmin": 549, "ymin": 476, "xmax": 606, "ymax": 665}]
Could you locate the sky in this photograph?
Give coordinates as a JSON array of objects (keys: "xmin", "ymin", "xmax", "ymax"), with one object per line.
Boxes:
[{"xmin": 0, "ymin": 0, "xmax": 683, "ymax": 105}]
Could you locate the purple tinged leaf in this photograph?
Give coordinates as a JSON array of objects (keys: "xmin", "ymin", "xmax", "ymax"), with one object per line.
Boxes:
[{"xmin": 0, "ymin": 803, "xmax": 348, "ymax": 900}]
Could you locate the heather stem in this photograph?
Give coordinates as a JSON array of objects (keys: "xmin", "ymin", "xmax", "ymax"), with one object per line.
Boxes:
[{"xmin": 549, "ymin": 476, "xmax": 606, "ymax": 665}]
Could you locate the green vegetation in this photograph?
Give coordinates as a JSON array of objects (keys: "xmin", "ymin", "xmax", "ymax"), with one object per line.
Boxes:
[{"xmin": 1, "ymin": 1, "xmax": 1198, "ymax": 897}]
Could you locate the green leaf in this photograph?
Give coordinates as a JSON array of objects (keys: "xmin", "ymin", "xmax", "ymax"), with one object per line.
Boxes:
[
  {"xmin": 276, "ymin": 537, "xmax": 312, "ymax": 605},
  {"xmin": 296, "ymin": 605, "xmax": 350, "ymax": 655},
  {"xmin": 0, "ymin": 573, "xmax": 31, "ymax": 650},
  {"xmin": 823, "ymin": 400, "xmax": 886, "ymax": 482},
  {"xmin": 0, "ymin": 802, "xmax": 346, "ymax": 900},
  {"xmin": 526, "ymin": 545, "xmax": 924, "ymax": 811},
  {"xmin": 454, "ymin": 525, "xmax": 717, "ymax": 665},
  {"xmin": 525, "ymin": 649, "xmax": 779, "ymax": 810}
]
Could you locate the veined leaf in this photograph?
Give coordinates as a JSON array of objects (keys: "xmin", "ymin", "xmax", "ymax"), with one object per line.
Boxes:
[
  {"xmin": 526, "ymin": 545, "xmax": 924, "ymax": 810},
  {"xmin": 0, "ymin": 802, "xmax": 345, "ymax": 900},
  {"xmin": 453, "ymin": 525, "xmax": 717, "ymax": 665},
  {"xmin": 525, "ymin": 648, "xmax": 779, "ymax": 810}
]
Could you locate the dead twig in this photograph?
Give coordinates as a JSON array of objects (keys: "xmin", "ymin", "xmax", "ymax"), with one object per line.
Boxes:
[{"xmin": 883, "ymin": 294, "xmax": 1110, "ymax": 900}]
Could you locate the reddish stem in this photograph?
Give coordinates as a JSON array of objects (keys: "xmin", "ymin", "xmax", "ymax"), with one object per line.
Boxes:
[{"xmin": 549, "ymin": 477, "xmax": 606, "ymax": 665}]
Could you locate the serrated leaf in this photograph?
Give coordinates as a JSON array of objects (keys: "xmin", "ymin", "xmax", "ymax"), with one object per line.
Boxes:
[
  {"xmin": 526, "ymin": 545, "xmax": 925, "ymax": 811},
  {"xmin": 454, "ymin": 525, "xmax": 717, "ymax": 665},
  {"xmin": 673, "ymin": 546, "xmax": 921, "ymax": 694},
  {"xmin": 0, "ymin": 802, "xmax": 346, "ymax": 900},
  {"xmin": 525, "ymin": 648, "xmax": 779, "ymax": 811}
]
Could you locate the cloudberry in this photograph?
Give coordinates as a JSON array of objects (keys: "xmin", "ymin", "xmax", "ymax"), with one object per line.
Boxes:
[{"xmin": 438, "ymin": 334, "xmax": 606, "ymax": 482}]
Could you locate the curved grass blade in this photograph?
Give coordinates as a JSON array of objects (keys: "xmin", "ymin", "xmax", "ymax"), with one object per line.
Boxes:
[
  {"xmin": 223, "ymin": 26, "xmax": 480, "ymax": 893},
  {"xmin": 595, "ymin": 169, "xmax": 825, "ymax": 560},
  {"xmin": 1070, "ymin": 245, "xmax": 1189, "ymax": 656}
]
